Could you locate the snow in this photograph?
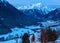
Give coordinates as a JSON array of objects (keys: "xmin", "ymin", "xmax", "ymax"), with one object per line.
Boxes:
[
  {"xmin": 25, "ymin": 25, "xmax": 40, "ymax": 29},
  {"xmin": 0, "ymin": 40, "xmax": 60, "ymax": 43},
  {"xmin": 0, "ymin": 40, "xmax": 15, "ymax": 43},
  {"xmin": 17, "ymin": 3, "xmax": 41, "ymax": 9},
  {"xmin": 41, "ymin": 20, "xmax": 59, "ymax": 27},
  {"xmin": 0, "ymin": 25, "xmax": 40, "ymax": 43},
  {"xmin": 0, "ymin": 21, "xmax": 60, "ymax": 43}
]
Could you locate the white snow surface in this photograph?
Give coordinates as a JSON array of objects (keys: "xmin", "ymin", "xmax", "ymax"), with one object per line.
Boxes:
[{"xmin": 0, "ymin": 22, "xmax": 60, "ymax": 43}]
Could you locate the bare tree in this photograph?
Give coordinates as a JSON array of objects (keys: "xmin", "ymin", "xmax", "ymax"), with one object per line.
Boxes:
[
  {"xmin": 40, "ymin": 27, "xmax": 58, "ymax": 43},
  {"xmin": 40, "ymin": 28, "xmax": 47, "ymax": 43},
  {"xmin": 46, "ymin": 27, "xmax": 58, "ymax": 43}
]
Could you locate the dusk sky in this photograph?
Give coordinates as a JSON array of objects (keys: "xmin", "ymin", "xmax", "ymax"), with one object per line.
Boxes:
[{"xmin": 7, "ymin": 0, "xmax": 60, "ymax": 7}]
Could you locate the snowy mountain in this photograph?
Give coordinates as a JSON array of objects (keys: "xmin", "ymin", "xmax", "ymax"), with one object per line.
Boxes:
[
  {"xmin": 17, "ymin": 3, "xmax": 57, "ymax": 22},
  {"xmin": 17, "ymin": 3, "xmax": 42, "ymax": 9},
  {"xmin": 44, "ymin": 8, "xmax": 60, "ymax": 21},
  {"xmin": 18, "ymin": 7, "xmax": 51, "ymax": 21},
  {"xmin": 17, "ymin": 3, "xmax": 54, "ymax": 15},
  {"xmin": 0, "ymin": 1, "xmax": 42, "ymax": 35},
  {"xmin": 0, "ymin": 0, "xmax": 60, "ymax": 43},
  {"xmin": 0, "ymin": 0, "xmax": 60, "ymax": 36},
  {"xmin": 20, "ymin": 9, "xmax": 44, "ymax": 20}
]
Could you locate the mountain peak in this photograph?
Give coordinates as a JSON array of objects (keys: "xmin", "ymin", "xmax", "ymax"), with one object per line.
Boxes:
[{"xmin": 17, "ymin": 3, "xmax": 42, "ymax": 10}]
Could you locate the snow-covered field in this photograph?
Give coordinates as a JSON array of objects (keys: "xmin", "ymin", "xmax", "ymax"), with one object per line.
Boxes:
[
  {"xmin": 0, "ymin": 21, "xmax": 60, "ymax": 43},
  {"xmin": 0, "ymin": 39, "xmax": 60, "ymax": 43},
  {"xmin": 0, "ymin": 27, "xmax": 60, "ymax": 43}
]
